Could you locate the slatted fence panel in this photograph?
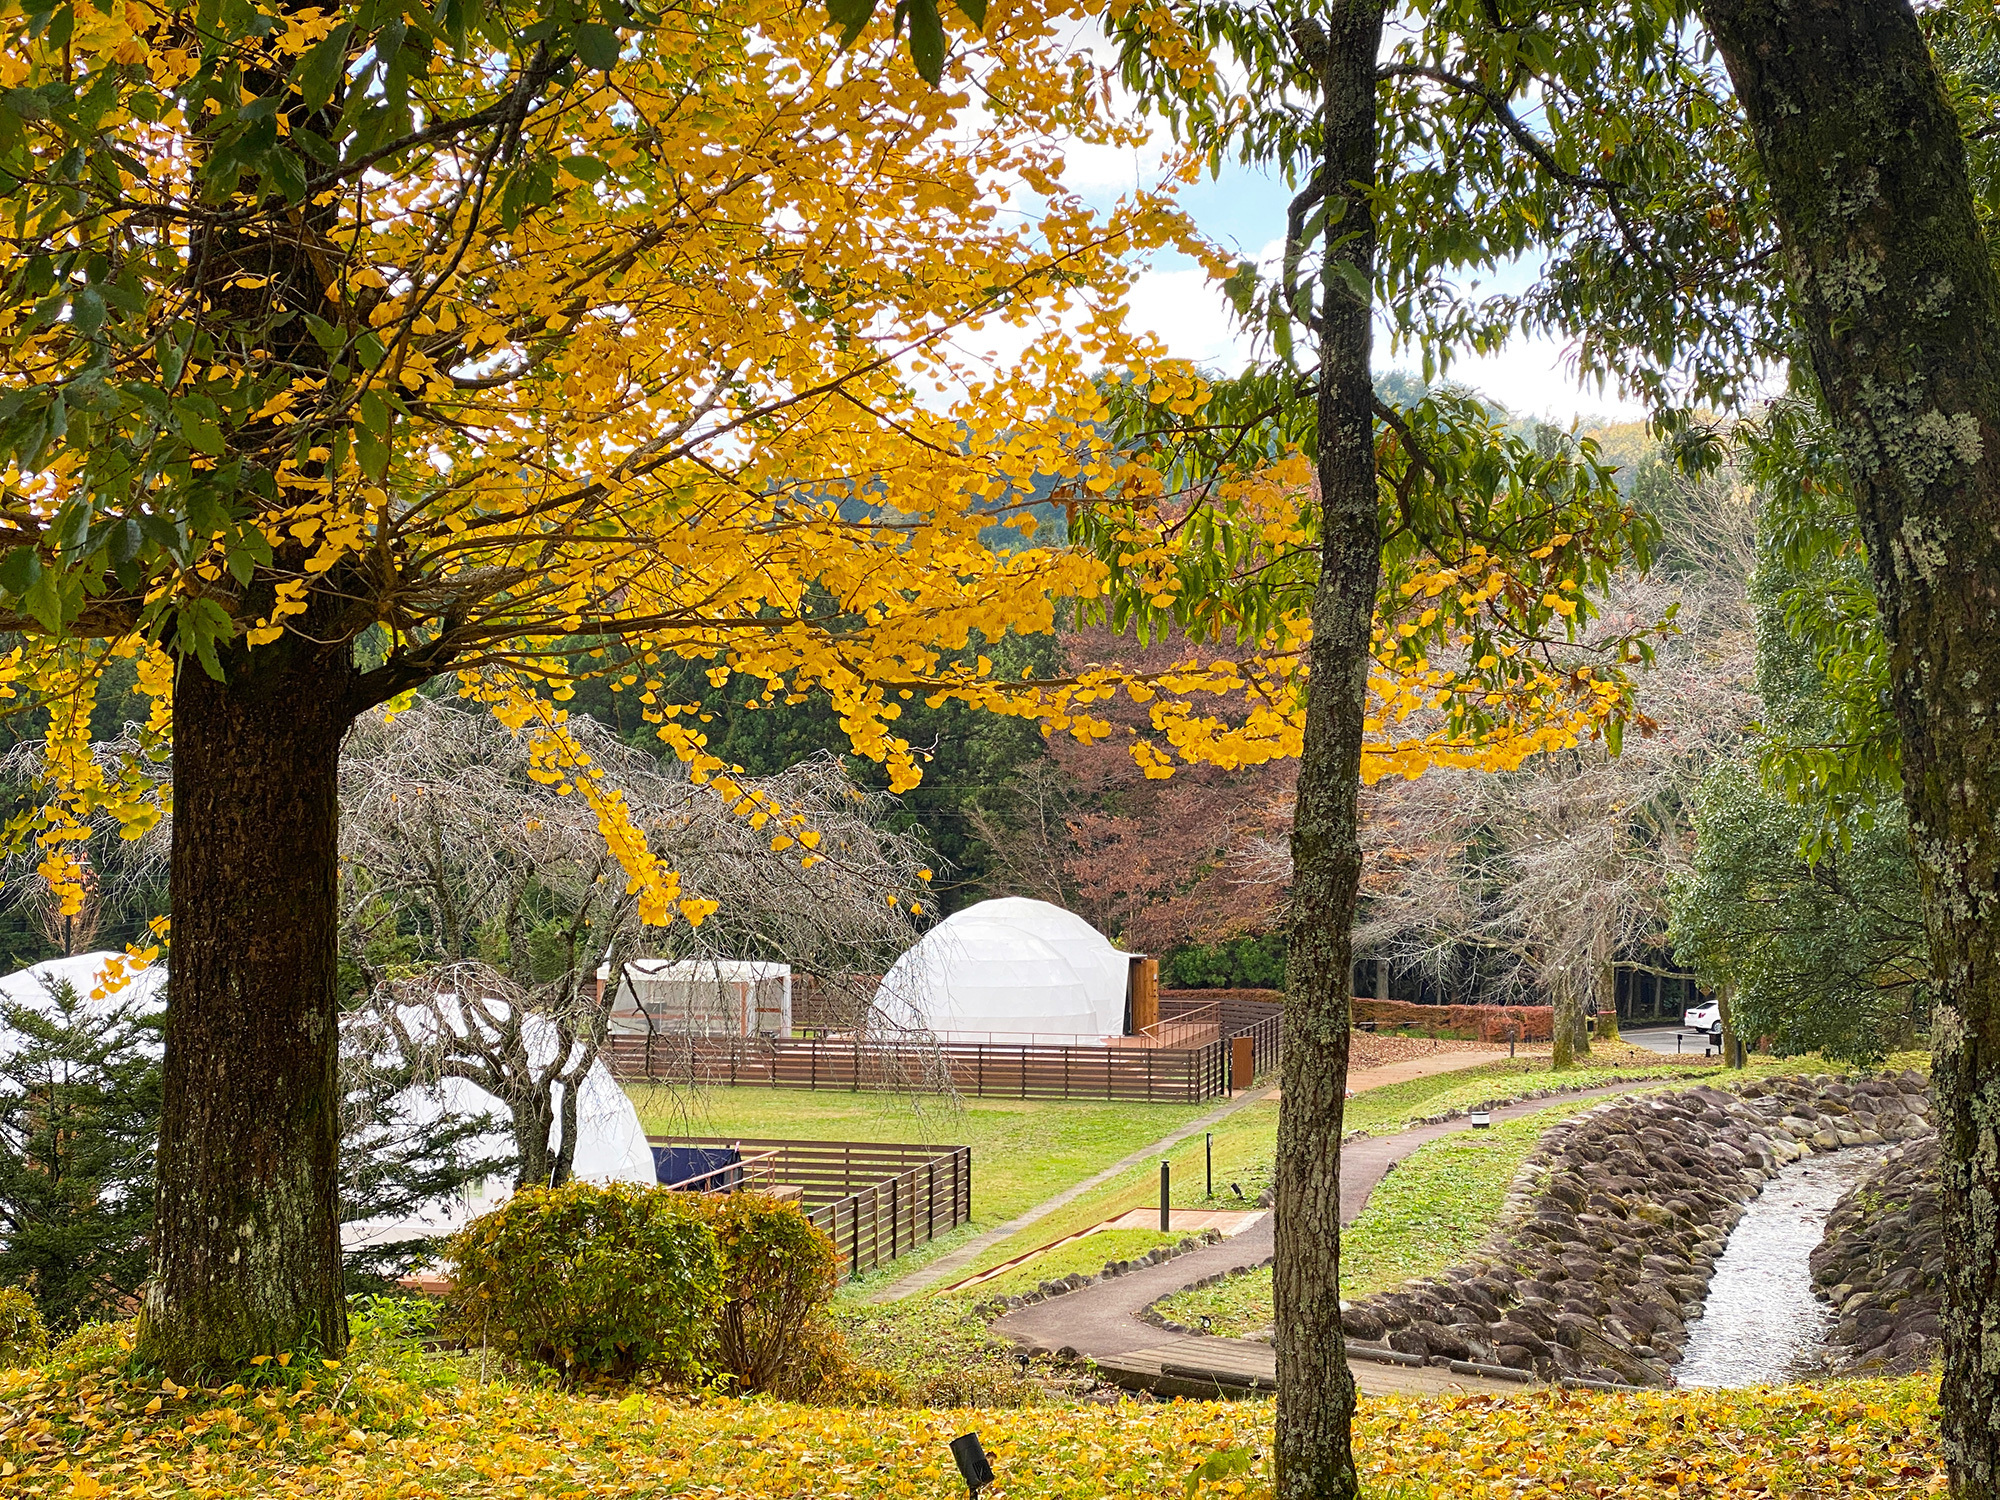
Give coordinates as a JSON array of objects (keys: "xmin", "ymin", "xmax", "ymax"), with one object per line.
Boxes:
[
  {"xmin": 649, "ymin": 1136, "xmax": 973, "ymax": 1279},
  {"xmin": 608, "ymin": 1034, "xmax": 1228, "ymax": 1102}
]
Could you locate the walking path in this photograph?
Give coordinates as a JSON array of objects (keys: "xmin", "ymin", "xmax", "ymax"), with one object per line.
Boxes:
[
  {"xmin": 994, "ymin": 1078, "xmax": 1666, "ymax": 1397},
  {"xmin": 866, "ymin": 1044, "xmax": 1518, "ymax": 1305}
]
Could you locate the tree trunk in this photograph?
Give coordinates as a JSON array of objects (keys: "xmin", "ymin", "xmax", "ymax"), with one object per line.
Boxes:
[
  {"xmin": 142, "ymin": 638, "xmax": 361, "ymax": 1372},
  {"xmin": 1717, "ymin": 982, "xmax": 1745, "ymax": 1070},
  {"xmin": 1550, "ymin": 966, "xmax": 1582, "ymax": 1069},
  {"xmin": 1698, "ymin": 1, "xmax": 2000, "ymax": 1491},
  {"xmin": 1273, "ymin": 6, "xmax": 1383, "ymax": 1497},
  {"xmin": 1591, "ymin": 920, "xmax": 1621, "ymax": 1044}
]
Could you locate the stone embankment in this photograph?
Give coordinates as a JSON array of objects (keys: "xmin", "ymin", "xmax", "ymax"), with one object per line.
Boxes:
[
  {"xmin": 1332, "ymin": 1071, "xmax": 1932, "ymax": 1388},
  {"xmin": 1809, "ymin": 1132, "xmax": 1944, "ymax": 1375}
]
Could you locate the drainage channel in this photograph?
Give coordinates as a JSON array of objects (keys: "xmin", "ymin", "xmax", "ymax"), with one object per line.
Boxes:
[{"xmin": 1675, "ymin": 1146, "xmax": 1888, "ymax": 1389}]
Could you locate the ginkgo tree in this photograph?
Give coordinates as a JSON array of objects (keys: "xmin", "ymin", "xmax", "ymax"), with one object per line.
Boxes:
[{"xmin": 0, "ymin": 0, "xmax": 1203, "ymax": 1370}]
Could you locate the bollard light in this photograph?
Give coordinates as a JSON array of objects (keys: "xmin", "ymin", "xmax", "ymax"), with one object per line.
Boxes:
[
  {"xmin": 1470, "ymin": 1107, "xmax": 1492, "ymax": 1129},
  {"xmin": 951, "ymin": 1432, "xmax": 995, "ymax": 1496}
]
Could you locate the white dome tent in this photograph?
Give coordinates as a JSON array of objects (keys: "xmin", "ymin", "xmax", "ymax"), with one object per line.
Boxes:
[{"xmin": 873, "ymin": 899, "xmax": 1131, "ymax": 1042}]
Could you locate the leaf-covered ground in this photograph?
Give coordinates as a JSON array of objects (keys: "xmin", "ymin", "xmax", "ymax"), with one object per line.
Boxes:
[{"xmin": 0, "ymin": 1357, "xmax": 1940, "ymax": 1498}]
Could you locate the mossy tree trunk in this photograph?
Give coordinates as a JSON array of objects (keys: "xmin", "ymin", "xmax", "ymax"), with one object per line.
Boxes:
[
  {"xmin": 1274, "ymin": 5, "xmax": 1383, "ymax": 1497},
  {"xmin": 142, "ymin": 634, "xmax": 363, "ymax": 1372},
  {"xmin": 1699, "ymin": 0, "xmax": 2000, "ymax": 1491}
]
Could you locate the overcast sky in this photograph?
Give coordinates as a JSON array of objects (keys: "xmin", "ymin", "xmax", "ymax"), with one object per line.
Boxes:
[{"xmin": 1071, "ymin": 146, "xmax": 1653, "ymax": 427}]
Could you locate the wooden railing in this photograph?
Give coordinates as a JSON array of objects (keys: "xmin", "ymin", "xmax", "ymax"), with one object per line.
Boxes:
[
  {"xmin": 608, "ymin": 994, "xmax": 1284, "ymax": 1103},
  {"xmin": 607, "ymin": 1032, "xmax": 1230, "ymax": 1101},
  {"xmin": 647, "ymin": 1136, "xmax": 972, "ymax": 1279}
]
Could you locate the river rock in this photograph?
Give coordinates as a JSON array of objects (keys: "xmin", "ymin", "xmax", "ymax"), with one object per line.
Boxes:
[
  {"xmin": 1326, "ymin": 1069, "xmax": 1933, "ymax": 1388},
  {"xmin": 1809, "ymin": 1130, "xmax": 1944, "ymax": 1376}
]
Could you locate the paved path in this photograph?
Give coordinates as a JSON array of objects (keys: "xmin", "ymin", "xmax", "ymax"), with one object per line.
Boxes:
[
  {"xmin": 994, "ymin": 1078, "xmax": 1665, "ymax": 1395},
  {"xmin": 1621, "ymin": 1025, "xmax": 1717, "ymax": 1058},
  {"xmin": 868, "ymin": 1042, "xmax": 1520, "ymax": 1304}
]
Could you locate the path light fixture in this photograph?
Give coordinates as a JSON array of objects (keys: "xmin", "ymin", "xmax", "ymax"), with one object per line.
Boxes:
[
  {"xmin": 1160, "ymin": 1160, "xmax": 1171, "ymax": 1231},
  {"xmin": 1470, "ymin": 1106, "xmax": 1492, "ymax": 1129},
  {"xmin": 951, "ymin": 1433, "xmax": 995, "ymax": 1496},
  {"xmin": 1230, "ymin": 1181, "xmax": 1245, "ymax": 1200}
]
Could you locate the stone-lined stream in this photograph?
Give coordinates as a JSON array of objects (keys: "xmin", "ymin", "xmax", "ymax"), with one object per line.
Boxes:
[{"xmin": 1675, "ymin": 1146, "xmax": 1888, "ymax": 1388}]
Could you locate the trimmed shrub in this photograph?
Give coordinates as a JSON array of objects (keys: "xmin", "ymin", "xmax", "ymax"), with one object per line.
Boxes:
[
  {"xmin": 447, "ymin": 1180, "xmax": 724, "ymax": 1381},
  {"xmin": 0, "ymin": 1285, "xmax": 49, "ymax": 1367},
  {"xmin": 700, "ymin": 1191, "xmax": 841, "ymax": 1397},
  {"xmin": 1350, "ymin": 999, "xmax": 1558, "ymax": 1043}
]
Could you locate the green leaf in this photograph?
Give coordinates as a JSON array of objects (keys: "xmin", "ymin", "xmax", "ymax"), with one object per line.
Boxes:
[
  {"xmin": 303, "ymin": 313, "xmax": 344, "ymax": 357},
  {"xmin": 69, "ymin": 285, "xmax": 105, "ymax": 337},
  {"xmin": 175, "ymin": 400, "xmax": 225, "ymax": 456},
  {"xmin": 904, "ymin": 0, "xmax": 945, "ymax": 84},
  {"xmin": 0, "ymin": 546, "xmax": 41, "ymax": 598},
  {"xmin": 824, "ymin": 0, "xmax": 872, "ymax": 46},
  {"xmin": 22, "ymin": 566, "xmax": 63, "ymax": 631},
  {"xmin": 950, "ymin": 0, "xmax": 984, "ymax": 25},
  {"xmin": 561, "ymin": 154, "xmax": 607, "ymax": 184},
  {"xmin": 571, "ymin": 21, "xmax": 621, "ymax": 71},
  {"xmin": 2, "ymin": 87, "xmax": 49, "ymax": 121},
  {"xmin": 354, "ymin": 330, "xmax": 387, "ymax": 369},
  {"xmin": 358, "ymin": 388, "xmax": 392, "ymax": 439}
]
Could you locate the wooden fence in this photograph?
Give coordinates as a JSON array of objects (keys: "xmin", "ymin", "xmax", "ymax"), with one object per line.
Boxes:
[
  {"xmin": 1161, "ymin": 992, "xmax": 1283, "ymax": 1078},
  {"xmin": 649, "ymin": 1136, "xmax": 971, "ymax": 1279},
  {"xmin": 608, "ymin": 1032, "xmax": 1231, "ymax": 1101},
  {"xmin": 607, "ymin": 992, "xmax": 1285, "ymax": 1104}
]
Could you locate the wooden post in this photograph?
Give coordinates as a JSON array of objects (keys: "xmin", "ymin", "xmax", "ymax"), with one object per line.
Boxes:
[{"xmin": 1129, "ymin": 957, "xmax": 1160, "ymax": 1034}]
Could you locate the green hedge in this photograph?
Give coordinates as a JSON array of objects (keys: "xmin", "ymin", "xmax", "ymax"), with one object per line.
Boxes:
[{"xmin": 448, "ymin": 1182, "xmax": 843, "ymax": 1391}]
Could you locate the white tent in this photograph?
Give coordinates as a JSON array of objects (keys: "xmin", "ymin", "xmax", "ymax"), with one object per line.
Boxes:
[
  {"xmin": 0, "ymin": 956, "xmax": 658, "ymax": 1257},
  {"xmin": 873, "ymin": 899, "xmax": 1128, "ymax": 1041},
  {"xmin": 965, "ymin": 897, "xmax": 1132, "ymax": 1036},
  {"xmin": 602, "ymin": 957, "xmax": 791, "ymax": 1037},
  {"xmin": 340, "ymin": 998, "xmax": 657, "ymax": 1255},
  {"xmin": 0, "ymin": 953, "xmax": 168, "ymax": 1056}
]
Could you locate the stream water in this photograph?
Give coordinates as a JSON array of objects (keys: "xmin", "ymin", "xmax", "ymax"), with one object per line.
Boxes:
[{"xmin": 1674, "ymin": 1146, "xmax": 1887, "ymax": 1388}]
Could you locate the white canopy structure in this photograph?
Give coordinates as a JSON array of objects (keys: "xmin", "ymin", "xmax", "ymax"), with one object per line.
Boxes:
[
  {"xmin": 873, "ymin": 899, "xmax": 1130, "ymax": 1041},
  {"xmin": 602, "ymin": 957, "xmax": 791, "ymax": 1037}
]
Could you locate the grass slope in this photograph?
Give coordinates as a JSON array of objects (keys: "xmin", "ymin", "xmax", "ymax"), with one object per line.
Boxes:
[
  {"xmin": 940, "ymin": 1051, "xmax": 1751, "ymax": 1283},
  {"xmin": 1157, "ymin": 1114, "xmax": 1549, "ymax": 1336},
  {"xmin": 627, "ymin": 1083, "xmax": 1215, "ymax": 1230}
]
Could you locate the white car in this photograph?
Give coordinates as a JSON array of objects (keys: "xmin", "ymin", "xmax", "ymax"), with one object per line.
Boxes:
[{"xmin": 1683, "ymin": 999, "xmax": 1724, "ymax": 1038}]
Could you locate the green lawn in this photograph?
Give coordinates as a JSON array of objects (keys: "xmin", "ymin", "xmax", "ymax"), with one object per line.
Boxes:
[
  {"xmin": 625, "ymin": 1082, "xmax": 1216, "ymax": 1227},
  {"xmin": 949, "ymin": 1226, "xmax": 1192, "ymax": 1300},
  {"xmin": 1155, "ymin": 1112, "xmax": 1551, "ymax": 1336},
  {"xmin": 938, "ymin": 1051, "xmax": 1735, "ymax": 1281}
]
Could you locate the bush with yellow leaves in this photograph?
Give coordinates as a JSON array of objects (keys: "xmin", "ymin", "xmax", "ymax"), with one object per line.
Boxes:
[
  {"xmin": 447, "ymin": 1182, "xmax": 859, "ymax": 1395},
  {"xmin": 0, "ymin": 1285, "xmax": 48, "ymax": 1367},
  {"xmin": 448, "ymin": 1180, "xmax": 725, "ymax": 1383}
]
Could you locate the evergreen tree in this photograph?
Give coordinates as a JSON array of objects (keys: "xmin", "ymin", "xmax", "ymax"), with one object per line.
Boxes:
[{"xmin": 0, "ymin": 980, "xmax": 160, "ymax": 1331}]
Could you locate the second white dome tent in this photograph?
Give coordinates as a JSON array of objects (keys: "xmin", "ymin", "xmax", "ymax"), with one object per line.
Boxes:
[{"xmin": 874, "ymin": 898, "xmax": 1132, "ymax": 1042}]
